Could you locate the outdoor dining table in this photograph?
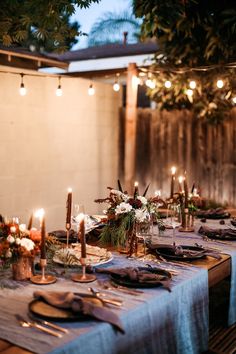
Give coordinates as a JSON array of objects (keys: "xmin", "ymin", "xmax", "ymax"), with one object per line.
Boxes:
[{"xmin": 0, "ymin": 219, "xmax": 234, "ymax": 354}]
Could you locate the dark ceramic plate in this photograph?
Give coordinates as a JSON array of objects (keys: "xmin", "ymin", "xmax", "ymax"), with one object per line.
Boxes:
[
  {"xmin": 155, "ymin": 245, "xmax": 206, "ymax": 261},
  {"xmin": 29, "ymin": 294, "xmax": 102, "ymax": 321},
  {"xmin": 110, "ymin": 267, "xmax": 171, "ymax": 288}
]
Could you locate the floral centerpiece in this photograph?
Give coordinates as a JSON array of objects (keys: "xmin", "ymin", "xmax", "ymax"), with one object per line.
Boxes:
[
  {"xmin": 0, "ymin": 217, "xmax": 39, "ymax": 279},
  {"xmin": 95, "ymin": 184, "xmax": 164, "ymax": 256}
]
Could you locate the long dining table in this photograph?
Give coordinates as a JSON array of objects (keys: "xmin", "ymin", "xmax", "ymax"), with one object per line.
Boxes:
[{"xmin": 0, "ymin": 219, "xmax": 235, "ymax": 354}]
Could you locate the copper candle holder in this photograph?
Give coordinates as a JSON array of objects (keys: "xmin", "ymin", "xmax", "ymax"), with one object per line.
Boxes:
[
  {"xmin": 71, "ymin": 258, "xmax": 96, "ymax": 283},
  {"xmin": 66, "ymin": 223, "xmax": 71, "ymax": 248},
  {"xmin": 30, "ymin": 259, "xmax": 57, "ymax": 285}
]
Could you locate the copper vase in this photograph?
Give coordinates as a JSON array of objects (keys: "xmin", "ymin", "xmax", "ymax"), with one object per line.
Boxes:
[{"xmin": 12, "ymin": 256, "xmax": 33, "ymax": 281}]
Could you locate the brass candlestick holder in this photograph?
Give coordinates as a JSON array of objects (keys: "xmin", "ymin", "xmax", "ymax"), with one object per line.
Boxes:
[
  {"xmin": 179, "ymin": 208, "xmax": 194, "ymax": 232},
  {"xmin": 30, "ymin": 259, "xmax": 57, "ymax": 285},
  {"xmin": 66, "ymin": 223, "xmax": 71, "ymax": 248},
  {"xmin": 71, "ymin": 258, "xmax": 96, "ymax": 283}
]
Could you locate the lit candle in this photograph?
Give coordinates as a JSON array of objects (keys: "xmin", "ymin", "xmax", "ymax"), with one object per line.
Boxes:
[
  {"xmin": 134, "ymin": 181, "xmax": 139, "ymax": 198},
  {"xmin": 27, "ymin": 214, "xmax": 33, "ymax": 230},
  {"xmin": 35, "ymin": 209, "xmax": 46, "ymax": 259},
  {"xmin": 155, "ymin": 190, "xmax": 161, "ymax": 197},
  {"xmin": 184, "ymin": 172, "xmax": 189, "ymax": 208},
  {"xmin": 79, "ymin": 213, "xmax": 86, "ymax": 259},
  {"xmin": 178, "ymin": 176, "xmax": 184, "ymax": 193},
  {"xmin": 66, "ymin": 188, "xmax": 72, "ymax": 229}
]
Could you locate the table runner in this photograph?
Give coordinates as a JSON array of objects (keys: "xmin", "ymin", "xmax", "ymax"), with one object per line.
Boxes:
[
  {"xmin": 159, "ymin": 219, "xmax": 236, "ymax": 326},
  {"xmin": 0, "ymin": 254, "xmax": 208, "ymax": 354}
]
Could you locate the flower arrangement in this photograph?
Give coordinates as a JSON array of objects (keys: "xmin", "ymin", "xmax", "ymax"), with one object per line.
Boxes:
[
  {"xmin": 0, "ymin": 218, "xmax": 38, "ymax": 267},
  {"xmin": 95, "ymin": 184, "xmax": 164, "ymax": 255}
]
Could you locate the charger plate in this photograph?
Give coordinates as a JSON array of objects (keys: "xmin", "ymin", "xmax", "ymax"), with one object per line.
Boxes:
[
  {"xmin": 29, "ymin": 294, "xmax": 102, "ymax": 321},
  {"xmin": 110, "ymin": 267, "xmax": 171, "ymax": 288},
  {"xmin": 155, "ymin": 245, "xmax": 206, "ymax": 261},
  {"xmin": 53, "ymin": 245, "xmax": 113, "ymax": 267}
]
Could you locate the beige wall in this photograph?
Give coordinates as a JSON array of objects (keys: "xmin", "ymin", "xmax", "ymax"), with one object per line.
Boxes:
[{"xmin": 0, "ymin": 67, "xmax": 121, "ymax": 230}]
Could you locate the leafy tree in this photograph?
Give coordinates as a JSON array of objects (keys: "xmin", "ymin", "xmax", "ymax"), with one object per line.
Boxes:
[
  {"xmin": 0, "ymin": 0, "xmax": 100, "ymax": 52},
  {"xmin": 133, "ymin": 0, "xmax": 236, "ymax": 123},
  {"xmin": 88, "ymin": 10, "xmax": 141, "ymax": 46}
]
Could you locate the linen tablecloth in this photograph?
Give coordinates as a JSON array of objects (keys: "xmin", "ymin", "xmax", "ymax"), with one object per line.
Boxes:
[{"xmin": 0, "ymin": 253, "xmax": 208, "ymax": 354}]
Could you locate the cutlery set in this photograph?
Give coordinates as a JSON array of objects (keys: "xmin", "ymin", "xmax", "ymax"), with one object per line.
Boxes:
[{"xmin": 15, "ymin": 314, "xmax": 67, "ymax": 338}]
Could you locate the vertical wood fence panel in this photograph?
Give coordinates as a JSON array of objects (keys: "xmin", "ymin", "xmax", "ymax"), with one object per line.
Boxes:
[{"xmin": 119, "ymin": 107, "xmax": 236, "ymax": 206}]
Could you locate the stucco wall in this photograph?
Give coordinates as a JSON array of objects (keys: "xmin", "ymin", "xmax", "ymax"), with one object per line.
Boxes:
[{"xmin": 0, "ymin": 67, "xmax": 121, "ymax": 230}]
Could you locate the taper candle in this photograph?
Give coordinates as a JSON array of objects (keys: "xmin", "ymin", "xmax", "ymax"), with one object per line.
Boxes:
[
  {"xmin": 41, "ymin": 215, "xmax": 46, "ymax": 259},
  {"xmin": 178, "ymin": 176, "xmax": 184, "ymax": 193},
  {"xmin": 66, "ymin": 188, "xmax": 72, "ymax": 228},
  {"xmin": 170, "ymin": 166, "xmax": 176, "ymax": 198},
  {"xmin": 79, "ymin": 213, "xmax": 86, "ymax": 259},
  {"xmin": 184, "ymin": 172, "xmax": 189, "ymax": 208},
  {"xmin": 27, "ymin": 214, "xmax": 33, "ymax": 230},
  {"xmin": 134, "ymin": 181, "xmax": 139, "ymax": 198}
]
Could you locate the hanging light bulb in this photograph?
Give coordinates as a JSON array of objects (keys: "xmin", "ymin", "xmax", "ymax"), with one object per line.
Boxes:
[
  {"xmin": 232, "ymin": 96, "xmax": 236, "ymax": 104},
  {"xmin": 113, "ymin": 73, "xmax": 120, "ymax": 92},
  {"xmin": 19, "ymin": 73, "xmax": 27, "ymax": 96},
  {"xmin": 145, "ymin": 78, "xmax": 153, "ymax": 87},
  {"xmin": 56, "ymin": 76, "xmax": 62, "ymax": 96},
  {"xmin": 164, "ymin": 80, "xmax": 172, "ymax": 89},
  {"xmin": 88, "ymin": 83, "xmax": 95, "ymax": 96},
  {"xmin": 189, "ymin": 80, "xmax": 196, "ymax": 89},
  {"xmin": 216, "ymin": 79, "xmax": 224, "ymax": 88}
]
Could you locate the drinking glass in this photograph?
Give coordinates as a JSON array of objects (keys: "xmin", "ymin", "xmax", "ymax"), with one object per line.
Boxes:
[
  {"xmin": 164, "ymin": 204, "xmax": 181, "ymax": 244},
  {"xmin": 136, "ymin": 217, "xmax": 152, "ymax": 257}
]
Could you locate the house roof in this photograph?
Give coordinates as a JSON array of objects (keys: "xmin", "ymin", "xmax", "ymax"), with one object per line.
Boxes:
[
  {"xmin": 0, "ymin": 46, "xmax": 68, "ymax": 71},
  {"xmin": 49, "ymin": 41, "xmax": 159, "ymax": 62}
]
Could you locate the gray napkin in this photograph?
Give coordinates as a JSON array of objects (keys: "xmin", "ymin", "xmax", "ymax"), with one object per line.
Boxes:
[{"xmin": 33, "ymin": 291, "xmax": 124, "ymax": 333}]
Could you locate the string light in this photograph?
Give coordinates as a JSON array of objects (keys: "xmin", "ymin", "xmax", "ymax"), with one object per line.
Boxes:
[
  {"xmin": 216, "ymin": 79, "xmax": 224, "ymax": 88},
  {"xmin": 19, "ymin": 73, "xmax": 27, "ymax": 96},
  {"xmin": 88, "ymin": 83, "xmax": 95, "ymax": 96},
  {"xmin": 113, "ymin": 73, "xmax": 120, "ymax": 92},
  {"xmin": 56, "ymin": 76, "xmax": 62, "ymax": 96},
  {"xmin": 189, "ymin": 80, "xmax": 196, "ymax": 89},
  {"xmin": 164, "ymin": 80, "xmax": 172, "ymax": 89}
]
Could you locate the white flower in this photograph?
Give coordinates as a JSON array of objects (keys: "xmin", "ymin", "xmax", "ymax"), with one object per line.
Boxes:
[
  {"xmin": 111, "ymin": 190, "xmax": 129, "ymax": 202},
  {"xmin": 5, "ymin": 249, "xmax": 12, "ymax": 258},
  {"xmin": 19, "ymin": 224, "xmax": 26, "ymax": 232},
  {"xmin": 135, "ymin": 209, "xmax": 149, "ymax": 223},
  {"xmin": 19, "ymin": 238, "xmax": 35, "ymax": 251},
  {"xmin": 15, "ymin": 238, "xmax": 21, "ymax": 245},
  {"xmin": 115, "ymin": 202, "xmax": 132, "ymax": 215},
  {"xmin": 208, "ymin": 102, "xmax": 217, "ymax": 110},
  {"xmin": 7, "ymin": 235, "xmax": 15, "ymax": 244},
  {"xmin": 137, "ymin": 196, "xmax": 147, "ymax": 205}
]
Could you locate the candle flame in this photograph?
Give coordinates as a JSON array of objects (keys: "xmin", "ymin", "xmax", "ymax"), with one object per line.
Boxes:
[
  {"xmin": 67, "ymin": 187, "xmax": 72, "ymax": 193},
  {"xmin": 134, "ymin": 181, "xmax": 139, "ymax": 187},
  {"xmin": 178, "ymin": 176, "xmax": 184, "ymax": 183},
  {"xmin": 171, "ymin": 166, "xmax": 176, "ymax": 175},
  {"xmin": 34, "ymin": 208, "xmax": 45, "ymax": 219}
]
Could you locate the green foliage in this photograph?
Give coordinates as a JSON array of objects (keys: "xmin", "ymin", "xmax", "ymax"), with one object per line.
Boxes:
[
  {"xmin": 133, "ymin": 0, "xmax": 236, "ymax": 123},
  {"xmin": 0, "ymin": 0, "xmax": 100, "ymax": 52},
  {"xmin": 88, "ymin": 10, "xmax": 141, "ymax": 46}
]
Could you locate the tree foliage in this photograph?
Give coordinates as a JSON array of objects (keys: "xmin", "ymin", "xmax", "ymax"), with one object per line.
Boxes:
[
  {"xmin": 133, "ymin": 0, "xmax": 236, "ymax": 123},
  {"xmin": 88, "ymin": 10, "xmax": 141, "ymax": 47},
  {"xmin": 0, "ymin": 0, "xmax": 100, "ymax": 52}
]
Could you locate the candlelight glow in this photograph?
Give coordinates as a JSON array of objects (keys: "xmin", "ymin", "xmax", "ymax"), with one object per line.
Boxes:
[
  {"xmin": 67, "ymin": 187, "xmax": 72, "ymax": 193},
  {"xmin": 134, "ymin": 181, "xmax": 139, "ymax": 187},
  {"xmin": 155, "ymin": 190, "xmax": 161, "ymax": 197},
  {"xmin": 34, "ymin": 208, "xmax": 45, "ymax": 220},
  {"xmin": 189, "ymin": 80, "xmax": 196, "ymax": 89},
  {"xmin": 171, "ymin": 166, "xmax": 176, "ymax": 175},
  {"xmin": 216, "ymin": 79, "xmax": 224, "ymax": 88},
  {"xmin": 178, "ymin": 176, "xmax": 184, "ymax": 184},
  {"xmin": 164, "ymin": 80, "xmax": 172, "ymax": 89}
]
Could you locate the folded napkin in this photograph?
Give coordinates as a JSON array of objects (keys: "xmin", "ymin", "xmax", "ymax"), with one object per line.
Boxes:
[
  {"xmin": 196, "ymin": 208, "xmax": 230, "ymax": 219},
  {"xmin": 33, "ymin": 291, "xmax": 124, "ymax": 333},
  {"xmin": 96, "ymin": 267, "xmax": 171, "ymax": 291},
  {"xmin": 198, "ymin": 225, "xmax": 236, "ymax": 240},
  {"xmin": 48, "ymin": 230, "xmax": 78, "ymax": 243},
  {"xmin": 148, "ymin": 243, "xmax": 221, "ymax": 260}
]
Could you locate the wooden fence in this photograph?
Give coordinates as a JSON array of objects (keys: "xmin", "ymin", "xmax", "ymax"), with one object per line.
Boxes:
[{"xmin": 119, "ymin": 107, "xmax": 236, "ymax": 206}]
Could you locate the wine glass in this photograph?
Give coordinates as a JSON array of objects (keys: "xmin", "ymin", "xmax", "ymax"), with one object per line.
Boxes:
[
  {"xmin": 164, "ymin": 204, "xmax": 181, "ymax": 244},
  {"xmin": 136, "ymin": 217, "xmax": 152, "ymax": 258},
  {"xmin": 72, "ymin": 204, "xmax": 85, "ymax": 236}
]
